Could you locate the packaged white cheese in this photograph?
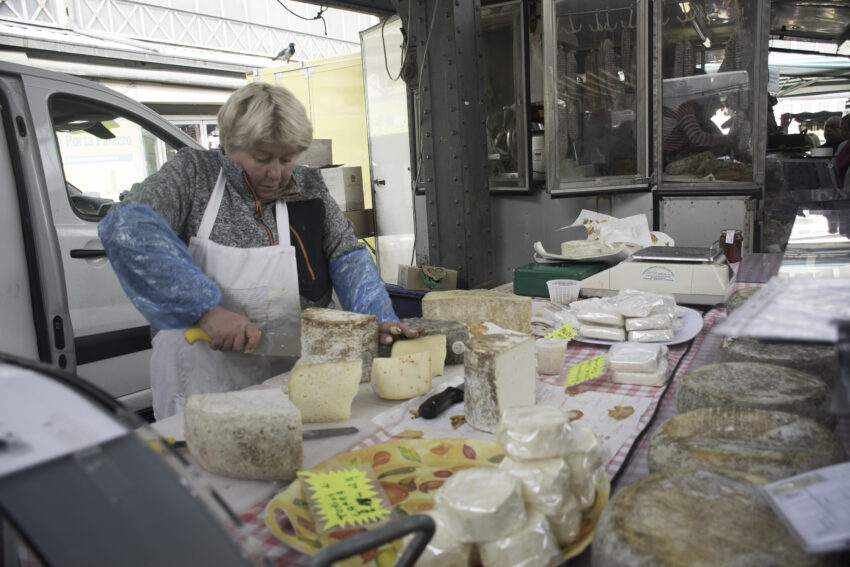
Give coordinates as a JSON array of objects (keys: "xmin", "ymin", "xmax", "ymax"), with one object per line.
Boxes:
[
  {"xmin": 569, "ymin": 298, "xmax": 624, "ymax": 327},
  {"xmin": 580, "ymin": 325, "xmax": 626, "ymax": 342},
  {"xmin": 609, "ymin": 289, "xmax": 677, "ymax": 318},
  {"xmin": 628, "ymin": 328, "xmax": 675, "ymax": 342},
  {"xmin": 497, "ymin": 406, "xmax": 572, "ymax": 460},
  {"xmin": 399, "ymin": 508, "xmax": 471, "ymax": 567},
  {"xmin": 624, "ymin": 314, "xmax": 673, "ymax": 332},
  {"xmin": 478, "ymin": 508, "xmax": 560, "ymax": 567},
  {"xmin": 606, "ymin": 342, "xmax": 668, "ymax": 373},
  {"xmin": 611, "ymin": 358, "xmax": 670, "ymax": 387}
]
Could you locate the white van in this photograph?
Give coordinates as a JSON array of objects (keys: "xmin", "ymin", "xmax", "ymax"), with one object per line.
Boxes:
[{"xmin": 0, "ymin": 61, "xmax": 201, "ymax": 412}]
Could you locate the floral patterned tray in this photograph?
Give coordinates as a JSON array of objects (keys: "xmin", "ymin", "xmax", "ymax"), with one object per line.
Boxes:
[{"xmin": 264, "ymin": 438, "xmax": 609, "ymax": 566}]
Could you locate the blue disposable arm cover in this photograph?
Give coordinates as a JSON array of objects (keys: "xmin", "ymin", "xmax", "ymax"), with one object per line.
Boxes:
[
  {"xmin": 330, "ymin": 248, "xmax": 399, "ymax": 322},
  {"xmin": 98, "ymin": 203, "xmax": 222, "ymax": 329}
]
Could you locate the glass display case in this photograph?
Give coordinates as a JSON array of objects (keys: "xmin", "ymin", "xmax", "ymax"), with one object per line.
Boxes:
[
  {"xmin": 482, "ymin": 1, "xmax": 531, "ymax": 192},
  {"xmin": 542, "ymin": 0, "xmax": 649, "ymax": 195}
]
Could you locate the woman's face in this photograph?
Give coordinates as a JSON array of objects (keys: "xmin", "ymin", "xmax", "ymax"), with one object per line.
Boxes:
[{"xmin": 227, "ymin": 142, "xmax": 297, "ymax": 199}]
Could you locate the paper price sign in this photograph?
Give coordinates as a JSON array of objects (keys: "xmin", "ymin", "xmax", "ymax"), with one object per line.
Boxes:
[
  {"xmin": 298, "ymin": 466, "xmax": 391, "ymax": 533},
  {"xmin": 566, "ymin": 355, "xmax": 606, "ymax": 386},
  {"xmin": 546, "ymin": 323, "xmax": 578, "ymax": 341}
]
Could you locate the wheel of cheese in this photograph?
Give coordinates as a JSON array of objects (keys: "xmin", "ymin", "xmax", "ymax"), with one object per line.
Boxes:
[
  {"xmin": 725, "ymin": 286, "xmax": 761, "ymax": 314},
  {"xmin": 716, "ymin": 336, "xmax": 835, "ymax": 387},
  {"xmin": 421, "ymin": 289, "xmax": 532, "ymax": 334},
  {"xmin": 183, "ymin": 389, "xmax": 302, "ymax": 481},
  {"xmin": 648, "ymin": 406, "xmax": 846, "ymax": 481},
  {"xmin": 432, "ymin": 468, "xmax": 527, "ymax": 543},
  {"xmin": 402, "ymin": 317, "xmax": 469, "ymax": 364},
  {"xmin": 592, "ymin": 468, "xmax": 831, "ymax": 567},
  {"xmin": 300, "ymin": 307, "xmax": 378, "ymax": 383},
  {"xmin": 676, "ymin": 362, "xmax": 836, "ymax": 429}
]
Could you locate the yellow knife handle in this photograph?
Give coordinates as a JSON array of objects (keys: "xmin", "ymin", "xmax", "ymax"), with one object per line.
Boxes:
[{"xmin": 184, "ymin": 327, "xmax": 212, "ymax": 344}]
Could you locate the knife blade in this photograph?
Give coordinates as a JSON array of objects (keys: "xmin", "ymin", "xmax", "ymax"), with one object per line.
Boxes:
[
  {"xmin": 166, "ymin": 426, "xmax": 358, "ymax": 449},
  {"xmin": 418, "ymin": 384, "xmax": 464, "ymax": 419},
  {"xmin": 184, "ymin": 328, "xmax": 301, "ymax": 357}
]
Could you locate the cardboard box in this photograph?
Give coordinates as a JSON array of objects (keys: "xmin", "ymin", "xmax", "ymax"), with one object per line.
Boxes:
[
  {"xmin": 343, "ymin": 208, "xmax": 375, "ymax": 237},
  {"xmin": 320, "ymin": 166, "xmax": 364, "ymax": 211},
  {"xmin": 296, "ymin": 139, "xmax": 332, "ymax": 167},
  {"xmin": 397, "ymin": 265, "xmax": 458, "ymax": 291}
]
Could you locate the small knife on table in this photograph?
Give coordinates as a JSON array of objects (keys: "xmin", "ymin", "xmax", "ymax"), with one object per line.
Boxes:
[
  {"xmin": 184, "ymin": 328, "xmax": 301, "ymax": 358},
  {"xmin": 418, "ymin": 384, "xmax": 464, "ymax": 419}
]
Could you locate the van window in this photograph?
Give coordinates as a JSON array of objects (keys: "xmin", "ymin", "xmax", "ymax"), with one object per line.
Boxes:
[{"xmin": 49, "ymin": 96, "xmax": 179, "ymax": 220}]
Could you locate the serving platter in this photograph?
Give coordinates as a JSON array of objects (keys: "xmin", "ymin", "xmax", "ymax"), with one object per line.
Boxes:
[
  {"xmin": 264, "ymin": 438, "xmax": 609, "ymax": 566},
  {"xmin": 572, "ymin": 306, "xmax": 704, "ymax": 346}
]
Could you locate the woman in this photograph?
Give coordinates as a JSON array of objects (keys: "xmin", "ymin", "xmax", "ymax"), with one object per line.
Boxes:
[{"xmin": 99, "ymin": 82, "xmax": 418, "ymax": 419}]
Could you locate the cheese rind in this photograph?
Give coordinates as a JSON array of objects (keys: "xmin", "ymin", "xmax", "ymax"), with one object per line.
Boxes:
[
  {"xmin": 676, "ymin": 362, "xmax": 835, "ymax": 429},
  {"xmin": 287, "ymin": 358, "xmax": 361, "ymax": 422},
  {"xmin": 183, "ymin": 389, "xmax": 302, "ymax": 481},
  {"xmin": 421, "ymin": 290, "xmax": 532, "ymax": 334},
  {"xmin": 497, "ymin": 406, "xmax": 572, "ymax": 460},
  {"xmin": 370, "ymin": 352, "xmax": 432, "ymax": 400},
  {"xmin": 300, "ymin": 307, "xmax": 378, "ymax": 383},
  {"xmin": 717, "ymin": 336, "xmax": 835, "ymax": 387},
  {"xmin": 648, "ymin": 406, "xmax": 846, "ymax": 480},
  {"xmin": 464, "ymin": 333, "xmax": 537, "ymax": 433},
  {"xmin": 592, "ymin": 468, "xmax": 830, "ymax": 567},
  {"xmin": 401, "ymin": 317, "xmax": 469, "ymax": 364},
  {"xmin": 433, "ymin": 468, "xmax": 527, "ymax": 543},
  {"xmin": 478, "ymin": 508, "xmax": 560, "ymax": 567},
  {"xmin": 390, "ymin": 335, "xmax": 446, "ymax": 376}
]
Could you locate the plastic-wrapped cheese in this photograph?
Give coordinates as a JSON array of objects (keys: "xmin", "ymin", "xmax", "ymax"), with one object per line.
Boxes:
[
  {"xmin": 300, "ymin": 307, "xmax": 378, "ymax": 383},
  {"xmin": 498, "ymin": 456, "xmax": 571, "ymax": 516},
  {"xmin": 648, "ymin": 407, "xmax": 846, "ymax": 481},
  {"xmin": 570, "ymin": 298, "xmax": 624, "ymax": 327},
  {"xmin": 399, "ymin": 508, "xmax": 471, "ymax": 567},
  {"xmin": 580, "ymin": 325, "xmax": 626, "ymax": 342},
  {"xmin": 497, "ymin": 406, "xmax": 572, "ymax": 460},
  {"xmin": 183, "ymin": 389, "xmax": 302, "ymax": 481},
  {"xmin": 390, "ymin": 335, "xmax": 446, "ymax": 376},
  {"xmin": 606, "ymin": 342, "xmax": 668, "ymax": 373},
  {"xmin": 545, "ymin": 491, "xmax": 582, "ymax": 547},
  {"xmin": 422, "ymin": 289, "xmax": 532, "ymax": 334},
  {"xmin": 433, "ymin": 468, "xmax": 527, "ymax": 543},
  {"xmin": 628, "ymin": 328, "xmax": 674, "ymax": 342},
  {"xmin": 464, "ymin": 334, "xmax": 537, "ymax": 433},
  {"xmin": 478, "ymin": 509, "xmax": 560, "ymax": 567},
  {"xmin": 288, "ymin": 358, "xmax": 361, "ymax": 422},
  {"xmin": 624, "ymin": 314, "xmax": 672, "ymax": 331},
  {"xmin": 592, "ymin": 468, "xmax": 829, "ymax": 567},
  {"xmin": 676, "ymin": 362, "xmax": 835, "ymax": 429},
  {"xmin": 371, "ymin": 351, "xmax": 432, "ymax": 400},
  {"xmin": 611, "ymin": 358, "xmax": 669, "ymax": 387},
  {"xmin": 717, "ymin": 336, "xmax": 836, "ymax": 387},
  {"xmin": 564, "ymin": 422, "xmax": 608, "ymax": 510}
]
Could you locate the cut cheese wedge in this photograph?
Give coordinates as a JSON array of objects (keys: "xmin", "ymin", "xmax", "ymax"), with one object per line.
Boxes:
[
  {"xmin": 287, "ymin": 358, "xmax": 361, "ymax": 422},
  {"xmin": 371, "ymin": 351, "xmax": 432, "ymax": 400},
  {"xmin": 390, "ymin": 334, "xmax": 446, "ymax": 376}
]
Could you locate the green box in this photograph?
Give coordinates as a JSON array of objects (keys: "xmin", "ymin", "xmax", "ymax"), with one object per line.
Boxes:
[{"xmin": 512, "ymin": 262, "xmax": 608, "ymax": 298}]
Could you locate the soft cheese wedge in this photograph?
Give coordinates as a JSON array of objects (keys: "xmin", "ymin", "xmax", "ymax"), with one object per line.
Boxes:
[
  {"xmin": 371, "ymin": 351, "xmax": 432, "ymax": 400},
  {"xmin": 287, "ymin": 358, "xmax": 361, "ymax": 422},
  {"xmin": 390, "ymin": 334, "xmax": 446, "ymax": 376}
]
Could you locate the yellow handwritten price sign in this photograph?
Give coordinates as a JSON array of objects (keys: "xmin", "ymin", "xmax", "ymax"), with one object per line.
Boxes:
[
  {"xmin": 546, "ymin": 323, "xmax": 578, "ymax": 341},
  {"xmin": 566, "ymin": 355, "xmax": 607, "ymax": 387},
  {"xmin": 298, "ymin": 465, "xmax": 392, "ymax": 533}
]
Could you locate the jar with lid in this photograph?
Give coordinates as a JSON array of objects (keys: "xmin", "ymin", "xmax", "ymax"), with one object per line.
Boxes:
[{"xmin": 719, "ymin": 229, "xmax": 743, "ymax": 263}]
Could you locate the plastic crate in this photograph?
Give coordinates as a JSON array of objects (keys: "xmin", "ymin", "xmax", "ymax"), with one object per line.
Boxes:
[{"xmin": 512, "ymin": 262, "xmax": 608, "ymax": 298}]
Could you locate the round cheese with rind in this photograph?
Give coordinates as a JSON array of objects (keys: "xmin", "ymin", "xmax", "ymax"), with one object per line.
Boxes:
[
  {"xmin": 592, "ymin": 468, "xmax": 831, "ymax": 567},
  {"xmin": 433, "ymin": 468, "xmax": 527, "ymax": 543},
  {"xmin": 717, "ymin": 336, "xmax": 835, "ymax": 387},
  {"xmin": 401, "ymin": 318, "xmax": 469, "ymax": 365},
  {"xmin": 648, "ymin": 406, "xmax": 846, "ymax": 480},
  {"xmin": 726, "ymin": 286, "xmax": 761, "ymax": 314},
  {"xmin": 676, "ymin": 362, "xmax": 836, "ymax": 429},
  {"xmin": 300, "ymin": 307, "xmax": 378, "ymax": 383},
  {"xmin": 498, "ymin": 455, "xmax": 571, "ymax": 516},
  {"xmin": 497, "ymin": 406, "xmax": 572, "ymax": 460},
  {"xmin": 478, "ymin": 508, "xmax": 560, "ymax": 567}
]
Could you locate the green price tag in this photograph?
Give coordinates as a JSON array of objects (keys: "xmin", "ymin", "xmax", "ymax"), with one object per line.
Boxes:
[
  {"xmin": 566, "ymin": 355, "xmax": 607, "ymax": 387},
  {"xmin": 545, "ymin": 323, "xmax": 578, "ymax": 341}
]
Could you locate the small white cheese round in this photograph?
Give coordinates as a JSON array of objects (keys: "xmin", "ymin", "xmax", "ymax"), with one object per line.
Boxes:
[
  {"xmin": 433, "ymin": 468, "xmax": 527, "ymax": 543},
  {"xmin": 399, "ymin": 508, "xmax": 471, "ymax": 567},
  {"xmin": 498, "ymin": 456, "xmax": 571, "ymax": 516},
  {"xmin": 545, "ymin": 491, "xmax": 582, "ymax": 547},
  {"xmin": 497, "ymin": 406, "xmax": 572, "ymax": 460},
  {"xmin": 478, "ymin": 508, "xmax": 560, "ymax": 567}
]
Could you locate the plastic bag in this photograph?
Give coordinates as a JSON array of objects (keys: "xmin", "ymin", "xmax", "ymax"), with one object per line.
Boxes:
[{"xmin": 606, "ymin": 342, "xmax": 669, "ymax": 372}]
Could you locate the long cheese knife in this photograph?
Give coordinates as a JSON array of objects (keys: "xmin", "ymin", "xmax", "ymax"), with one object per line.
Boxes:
[
  {"xmin": 184, "ymin": 328, "xmax": 301, "ymax": 358},
  {"xmin": 165, "ymin": 427, "xmax": 358, "ymax": 449}
]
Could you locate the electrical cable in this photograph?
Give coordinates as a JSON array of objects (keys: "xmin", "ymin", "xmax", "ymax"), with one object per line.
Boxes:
[
  {"xmin": 380, "ymin": 1, "xmax": 412, "ymax": 82},
  {"xmin": 276, "ymin": 0, "xmax": 329, "ymax": 36}
]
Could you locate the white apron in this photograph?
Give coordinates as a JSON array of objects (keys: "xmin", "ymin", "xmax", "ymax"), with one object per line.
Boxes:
[{"xmin": 151, "ymin": 169, "xmax": 301, "ymax": 419}]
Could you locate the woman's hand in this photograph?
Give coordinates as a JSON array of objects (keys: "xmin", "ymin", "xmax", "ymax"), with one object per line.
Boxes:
[
  {"xmin": 198, "ymin": 306, "xmax": 261, "ymax": 352},
  {"xmin": 378, "ymin": 321, "xmax": 425, "ymax": 345}
]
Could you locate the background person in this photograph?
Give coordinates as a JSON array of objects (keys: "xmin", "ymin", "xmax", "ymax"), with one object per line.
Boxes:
[
  {"xmin": 821, "ymin": 115, "xmax": 844, "ymax": 154},
  {"xmin": 99, "ymin": 82, "xmax": 418, "ymax": 419}
]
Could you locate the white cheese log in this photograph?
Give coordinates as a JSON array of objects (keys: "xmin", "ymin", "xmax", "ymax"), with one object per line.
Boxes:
[
  {"xmin": 478, "ymin": 509, "xmax": 560, "ymax": 567},
  {"xmin": 717, "ymin": 336, "xmax": 835, "ymax": 387},
  {"xmin": 433, "ymin": 468, "xmax": 527, "ymax": 543},
  {"xmin": 648, "ymin": 407, "xmax": 846, "ymax": 481},
  {"xmin": 464, "ymin": 334, "xmax": 537, "ymax": 433},
  {"xmin": 498, "ymin": 455, "xmax": 571, "ymax": 516},
  {"xmin": 421, "ymin": 290, "xmax": 532, "ymax": 334},
  {"xmin": 497, "ymin": 405, "xmax": 572, "ymax": 460},
  {"xmin": 287, "ymin": 358, "xmax": 361, "ymax": 422},
  {"xmin": 370, "ymin": 351, "xmax": 432, "ymax": 400},
  {"xmin": 592, "ymin": 468, "xmax": 831, "ymax": 567},
  {"xmin": 399, "ymin": 508, "xmax": 471, "ymax": 567},
  {"xmin": 300, "ymin": 307, "xmax": 378, "ymax": 383},
  {"xmin": 390, "ymin": 334, "xmax": 446, "ymax": 376},
  {"xmin": 676, "ymin": 362, "xmax": 835, "ymax": 429},
  {"xmin": 183, "ymin": 389, "xmax": 302, "ymax": 481}
]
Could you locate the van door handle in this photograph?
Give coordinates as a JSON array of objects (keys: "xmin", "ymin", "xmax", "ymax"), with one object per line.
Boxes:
[{"xmin": 71, "ymin": 249, "xmax": 107, "ymax": 259}]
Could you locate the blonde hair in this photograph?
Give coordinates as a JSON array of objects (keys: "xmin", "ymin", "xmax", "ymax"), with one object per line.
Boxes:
[{"xmin": 217, "ymin": 82, "xmax": 312, "ymax": 154}]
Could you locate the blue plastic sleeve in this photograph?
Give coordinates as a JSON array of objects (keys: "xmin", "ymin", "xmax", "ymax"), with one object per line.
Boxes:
[
  {"xmin": 98, "ymin": 203, "xmax": 222, "ymax": 329},
  {"xmin": 329, "ymin": 248, "xmax": 399, "ymax": 322}
]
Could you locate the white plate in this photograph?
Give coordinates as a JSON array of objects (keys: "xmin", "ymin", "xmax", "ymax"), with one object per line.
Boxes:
[{"xmin": 572, "ymin": 307, "xmax": 704, "ymax": 346}]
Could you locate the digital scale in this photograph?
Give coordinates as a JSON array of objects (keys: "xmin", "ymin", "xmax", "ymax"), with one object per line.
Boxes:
[{"xmin": 579, "ymin": 245, "xmax": 735, "ymax": 305}]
